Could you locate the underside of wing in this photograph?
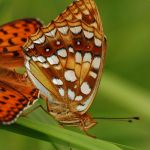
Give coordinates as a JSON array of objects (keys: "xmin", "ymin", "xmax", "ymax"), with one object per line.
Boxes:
[
  {"xmin": 0, "ymin": 18, "xmax": 43, "ymax": 70},
  {"xmin": 0, "ymin": 67, "xmax": 39, "ymax": 124},
  {"xmin": 55, "ymin": 0, "xmax": 103, "ymax": 32},
  {"xmin": 23, "ymin": 0, "xmax": 106, "ymax": 114}
]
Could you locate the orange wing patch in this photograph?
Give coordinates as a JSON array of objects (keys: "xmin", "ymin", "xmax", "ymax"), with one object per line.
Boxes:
[
  {"xmin": 0, "ymin": 18, "xmax": 42, "ymax": 70},
  {"xmin": 0, "ymin": 67, "xmax": 39, "ymax": 124}
]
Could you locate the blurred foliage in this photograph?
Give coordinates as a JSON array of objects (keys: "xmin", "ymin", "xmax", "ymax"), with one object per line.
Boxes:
[{"xmin": 0, "ymin": 0, "xmax": 150, "ymax": 150}]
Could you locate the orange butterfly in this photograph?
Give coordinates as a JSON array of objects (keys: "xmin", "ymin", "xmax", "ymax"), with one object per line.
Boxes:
[
  {"xmin": 0, "ymin": 18, "xmax": 42, "ymax": 124},
  {"xmin": 1, "ymin": 0, "xmax": 107, "ymax": 132}
]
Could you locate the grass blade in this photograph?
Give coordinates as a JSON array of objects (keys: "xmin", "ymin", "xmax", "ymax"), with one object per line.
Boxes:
[{"xmin": 0, "ymin": 118, "xmax": 122, "ymax": 150}]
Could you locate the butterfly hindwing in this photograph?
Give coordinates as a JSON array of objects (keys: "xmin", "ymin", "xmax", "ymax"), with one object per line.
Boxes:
[
  {"xmin": 0, "ymin": 18, "xmax": 42, "ymax": 70},
  {"xmin": 0, "ymin": 68, "xmax": 39, "ymax": 124}
]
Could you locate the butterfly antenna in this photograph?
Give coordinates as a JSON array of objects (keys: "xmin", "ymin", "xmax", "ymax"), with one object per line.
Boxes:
[{"xmin": 93, "ymin": 117, "xmax": 140, "ymax": 123}]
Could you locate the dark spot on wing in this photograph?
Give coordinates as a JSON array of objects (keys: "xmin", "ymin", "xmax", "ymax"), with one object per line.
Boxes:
[
  {"xmin": 22, "ymin": 23, "xmax": 28, "ymax": 27},
  {"xmin": 0, "ymin": 29, "xmax": 8, "ymax": 34},
  {"xmin": 30, "ymin": 89, "xmax": 37, "ymax": 95},
  {"xmin": 13, "ymin": 33, "xmax": 18, "ymax": 37},
  {"xmin": 82, "ymin": 14, "xmax": 95, "ymax": 24},
  {"xmin": 24, "ymin": 28, "xmax": 30, "ymax": 32},
  {"xmin": 22, "ymin": 103, "xmax": 27, "ymax": 107},
  {"xmin": 0, "ymin": 101, "xmax": 6, "ymax": 104},
  {"xmin": 18, "ymin": 98, "xmax": 26, "ymax": 102},
  {"xmin": 9, "ymin": 95, "xmax": 16, "ymax": 98},
  {"xmin": 24, "ymin": 19, "xmax": 33, "ymax": 23},
  {"xmin": 3, "ymin": 96, "xmax": 9, "ymax": 100},
  {"xmin": 8, "ymin": 39, "xmax": 15, "ymax": 45},
  {"xmin": 21, "ymin": 38, "xmax": 27, "ymax": 42},
  {"xmin": 0, "ymin": 38, "xmax": 3, "ymax": 44},
  {"xmin": 13, "ymin": 51, "xmax": 19, "ymax": 57},
  {"xmin": 0, "ymin": 87, "xmax": 6, "ymax": 92},
  {"xmin": 10, "ymin": 24, "xmax": 18, "ymax": 29},
  {"xmin": 3, "ymin": 48, "xmax": 8, "ymax": 53}
]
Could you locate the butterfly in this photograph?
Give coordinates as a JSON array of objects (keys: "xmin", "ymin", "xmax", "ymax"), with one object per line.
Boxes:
[
  {"xmin": 0, "ymin": 18, "xmax": 42, "ymax": 124},
  {"xmin": 0, "ymin": 0, "xmax": 107, "ymax": 132},
  {"xmin": 23, "ymin": 0, "xmax": 107, "ymax": 131}
]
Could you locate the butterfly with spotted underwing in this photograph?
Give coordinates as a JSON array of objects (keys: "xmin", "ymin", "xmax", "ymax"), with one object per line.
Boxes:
[{"xmin": 0, "ymin": 0, "xmax": 107, "ymax": 132}]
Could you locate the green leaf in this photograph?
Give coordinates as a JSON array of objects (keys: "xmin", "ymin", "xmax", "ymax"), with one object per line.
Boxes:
[{"xmin": 0, "ymin": 118, "xmax": 122, "ymax": 150}]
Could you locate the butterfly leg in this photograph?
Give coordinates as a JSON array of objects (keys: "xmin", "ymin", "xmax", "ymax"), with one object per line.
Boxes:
[
  {"xmin": 21, "ymin": 105, "xmax": 48, "ymax": 117},
  {"xmin": 80, "ymin": 119, "xmax": 97, "ymax": 138},
  {"xmin": 83, "ymin": 129, "xmax": 96, "ymax": 138},
  {"xmin": 45, "ymin": 98, "xmax": 51, "ymax": 112},
  {"xmin": 21, "ymin": 97, "xmax": 51, "ymax": 117},
  {"xmin": 58, "ymin": 122, "xmax": 65, "ymax": 128},
  {"xmin": 83, "ymin": 130, "xmax": 96, "ymax": 138},
  {"xmin": 23, "ymin": 72, "xmax": 28, "ymax": 80}
]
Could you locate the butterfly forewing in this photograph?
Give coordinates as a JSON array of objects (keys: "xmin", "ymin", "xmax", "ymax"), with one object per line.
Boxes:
[
  {"xmin": 55, "ymin": 0, "xmax": 102, "ymax": 31},
  {"xmin": 0, "ymin": 18, "xmax": 42, "ymax": 70},
  {"xmin": 24, "ymin": 0, "xmax": 106, "ymax": 115}
]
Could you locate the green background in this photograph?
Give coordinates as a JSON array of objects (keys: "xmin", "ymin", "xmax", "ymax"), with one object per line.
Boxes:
[{"xmin": 0, "ymin": 0, "xmax": 150, "ymax": 149}]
